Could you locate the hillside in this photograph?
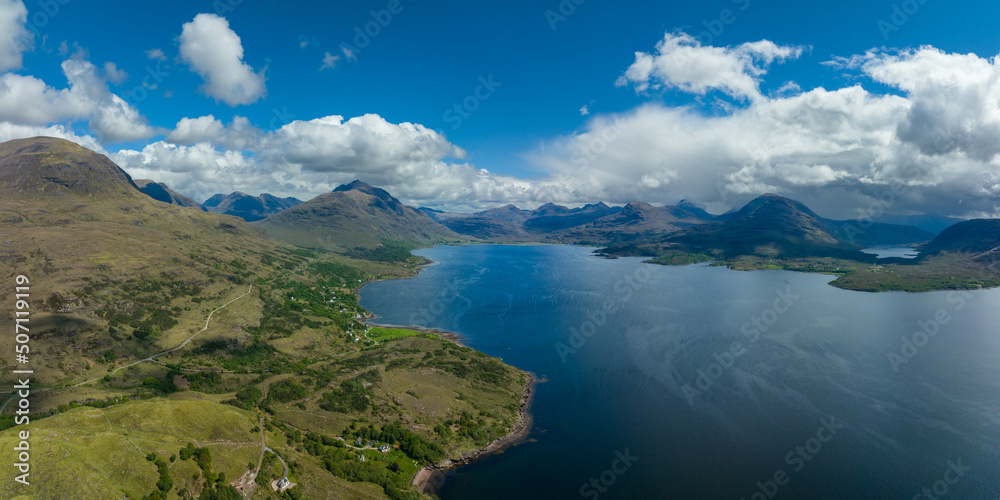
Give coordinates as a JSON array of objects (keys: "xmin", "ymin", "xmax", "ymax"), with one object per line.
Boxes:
[
  {"xmin": 203, "ymin": 191, "xmax": 303, "ymax": 222},
  {"xmin": 0, "ymin": 137, "xmax": 291, "ymax": 388},
  {"xmin": 135, "ymin": 179, "xmax": 205, "ymax": 210},
  {"xmin": 0, "ymin": 138, "xmax": 530, "ymax": 499},
  {"xmin": 922, "ymin": 218, "xmax": 1000, "ymax": 255},
  {"xmin": 256, "ymin": 180, "xmax": 463, "ymax": 249}
]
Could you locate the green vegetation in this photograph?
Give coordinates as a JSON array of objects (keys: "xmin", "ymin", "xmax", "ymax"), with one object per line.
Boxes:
[
  {"xmin": 0, "ymin": 139, "xmax": 528, "ymax": 499},
  {"xmin": 345, "ymin": 239, "xmax": 418, "ymax": 263}
]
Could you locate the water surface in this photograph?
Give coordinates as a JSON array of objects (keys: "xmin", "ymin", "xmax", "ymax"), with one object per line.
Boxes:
[{"xmin": 360, "ymin": 244, "xmax": 1000, "ymax": 499}]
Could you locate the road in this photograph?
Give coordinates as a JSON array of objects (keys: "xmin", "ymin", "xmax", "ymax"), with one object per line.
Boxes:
[{"xmin": 0, "ymin": 284, "xmax": 254, "ymax": 414}]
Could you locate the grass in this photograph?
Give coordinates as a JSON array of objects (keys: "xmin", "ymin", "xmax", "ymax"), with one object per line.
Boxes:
[
  {"xmin": 0, "ymin": 140, "xmax": 530, "ymax": 499},
  {"xmin": 0, "ymin": 399, "xmax": 259, "ymax": 500},
  {"xmin": 690, "ymin": 253, "xmax": 1000, "ymax": 292},
  {"xmin": 367, "ymin": 327, "xmax": 429, "ymax": 343}
]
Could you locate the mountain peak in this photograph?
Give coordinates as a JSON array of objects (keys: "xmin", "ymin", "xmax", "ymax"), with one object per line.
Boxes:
[
  {"xmin": 334, "ymin": 180, "xmax": 377, "ymax": 193},
  {"xmin": 0, "ymin": 136, "xmax": 139, "ymax": 199}
]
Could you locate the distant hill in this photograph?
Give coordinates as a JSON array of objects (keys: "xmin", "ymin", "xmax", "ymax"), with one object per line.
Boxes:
[
  {"xmin": 430, "ymin": 200, "xmax": 713, "ymax": 243},
  {"xmin": 922, "ymin": 219, "xmax": 1000, "ymax": 255},
  {"xmin": 876, "ymin": 214, "xmax": 967, "ymax": 235},
  {"xmin": 523, "ymin": 202, "xmax": 621, "ymax": 232},
  {"xmin": 203, "ymin": 191, "xmax": 302, "ymax": 222},
  {"xmin": 605, "ymin": 194, "xmax": 933, "ymax": 260},
  {"xmin": 255, "ymin": 180, "xmax": 462, "ymax": 248},
  {"xmin": 557, "ymin": 201, "xmax": 704, "ymax": 244},
  {"xmin": 660, "ymin": 194, "xmax": 862, "ymax": 258},
  {"xmin": 134, "ymin": 179, "xmax": 205, "ymax": 210}
]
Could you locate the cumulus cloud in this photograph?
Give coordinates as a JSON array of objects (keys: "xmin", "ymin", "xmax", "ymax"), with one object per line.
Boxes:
[
  {"xmin": 178, "ymin": 13, "xmax": 266, "ymax": 106},
  {"xmin": 0, "ymin": 0, "xmax": 30, "ymax": 72},
  {"xmin": 0, "ymin": 122, "xmax": 104, "ymax": 152},
  {"xmin": 166, "ymin": 114, "xmax": 258, "ymax": 150},
  {"xmin": 616, "ymin": 32, "xmax": 806, "ymax": 101},
  {"xmin": 0, "ymin": 58, "xmax": 154, "ymax": 142},
  {"xmin": 528, "ymin": 40, "xmax": 1000, "ymax": 218},
  {"xmin": 112, "ymin": 112, "xmax": 548, "ymax": 209}
]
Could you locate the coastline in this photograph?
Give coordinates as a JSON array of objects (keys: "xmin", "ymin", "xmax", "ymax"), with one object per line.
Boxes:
[
  {"xmin": 360, "ymin": 319, "xmax": 470, "ymax": 348},
  {"xmin": 411, "ymin": 371, "xmax": 537, "ymax": 495}
]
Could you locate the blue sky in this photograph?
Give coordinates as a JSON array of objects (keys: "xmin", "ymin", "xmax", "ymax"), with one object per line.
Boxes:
[{"xmin": 3, "ymin": 0, "xmax": 1000, "ymax": 217}]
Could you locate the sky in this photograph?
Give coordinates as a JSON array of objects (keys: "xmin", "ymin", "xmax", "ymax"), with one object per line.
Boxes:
[{"xmin": 1, "ymin": 0, "xmax": 1000, "ymax": 218}]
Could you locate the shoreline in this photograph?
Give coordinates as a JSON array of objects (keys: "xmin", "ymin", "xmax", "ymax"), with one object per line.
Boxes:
[
  {"xmin": 360, "ymin": 318, "xmax": 470, "ymax": 348},
  {"xmin": 411, "ymin": 371, "xmax": 537, "ymax": 495}
]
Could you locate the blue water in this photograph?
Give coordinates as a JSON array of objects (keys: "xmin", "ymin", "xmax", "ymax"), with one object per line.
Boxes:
[
  {"xmin": 861, "ymin": 245, "xmax": 921, "ymax": 259},
  {"xmin": 359, "ymin": 245, "xmax": 1000, "ymax": 499}
]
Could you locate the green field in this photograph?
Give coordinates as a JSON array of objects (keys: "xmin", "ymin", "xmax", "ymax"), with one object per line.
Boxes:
[{"xmin": 367, "ymin": 327, "xmax": 430, "ymax": 343}]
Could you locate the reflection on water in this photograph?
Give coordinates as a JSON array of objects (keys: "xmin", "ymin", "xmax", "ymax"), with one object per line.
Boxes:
[{"xmin": 360, "ymin": 244, "xmax": 1000, "ymax": 499}]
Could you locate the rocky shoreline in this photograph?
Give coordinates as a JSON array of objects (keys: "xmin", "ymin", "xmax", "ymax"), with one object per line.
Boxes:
[{"xmin": 411, "ymin": 371, "xmax": 537, "ymax": 494}]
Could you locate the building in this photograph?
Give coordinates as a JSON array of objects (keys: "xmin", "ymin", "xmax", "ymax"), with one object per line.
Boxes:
[
  {"xmin": 277, "ymin": 478, "xmax": 289, "ymax": 489},
  {"xmin": 354, "ymin": 437, "xmax": 363, "ymax": 446},
  {"xmin": 359, "ymin": 454, "xmax": 366, "ymax": 462},
  {"xmin": 379, "ymin": 444, "xmax": 391, "ymax": 453}
]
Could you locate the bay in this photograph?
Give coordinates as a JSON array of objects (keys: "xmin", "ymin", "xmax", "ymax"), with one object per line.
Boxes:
[{"xmin": 359, "ymin": 244, "xmax": 1000, "ymax": 499}]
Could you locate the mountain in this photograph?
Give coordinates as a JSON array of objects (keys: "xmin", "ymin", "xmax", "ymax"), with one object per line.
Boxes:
[
  {"xmin": 0, "ymin": 138, "xmax": 529, "ymax": 500},
  {"xmin": 677, "ymin": 199, "xmax": 715, "ymax": 220},
  {"xmin": 255, "ymin": 180, "xmax": 462, "ymax": 248},
  {"xmin": 647, "ymin": 194, "xmax": 933, "ymax": 259},
  {"xmin": 429, "ymin": 200, "xmax": 710, "ymax": 243},
  {"xmin": 523, "ymin": 202, "xmax": 621, "ymax": 232},
  {"xmin": 0, "ymin": 136, "xmax": 140, "ymax": 198},
  {"xmin": 557, "ymin": 201, "xmax": 706, "ymax": 243},
  {"xmin": 134, "ymin": 179, "xmax": 205, "ymax": 210},
  {"xmin": 0, "ymin": 136, "xmax": 289, "ymax": 387},
  {"xmin": 876, "ymin": 214, "xmax": 967, "ymax": 235},
  {"xmin": 203, "ymin": 191, "xmax": 302, "ymax": 222},
  {"xmin": 922, "ymin": 219, "xmax": 1000, "ymax": 255},
  {"xmin": 661, "ymin": 194, "xmax": 858, "ymax": 258}
]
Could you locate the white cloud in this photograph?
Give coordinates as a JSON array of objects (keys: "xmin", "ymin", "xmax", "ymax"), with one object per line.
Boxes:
[
  {"xmin": 178, "ymin": 13, "xmax": 266, "ymax": 106},
  {"xmin": 0, "ymin": 0, "xmax": 30, "ymax": 72},
  {"xmin": 580, "ymin": 105, "xmax": 589, "ymax": 116},
  {"xmin": 166, "ymin": 114, "xmax": 258, "ymax": 150},
  {"xmin": 145, "ymin": 48, "xmax": 166, "ymax": 61},
  {"xmin": 0, "ymin": 122, "xmax": 104, "ymax": 153},
  {"xmin": 319, "ymin": 51, "xmax": 339, "ymax": 71},
  {"xmin": 0, "ymin": 58, "xmax": 154, "ymax": 142},
  {"xmin": 103, "ymin": 62, "xmax": 128, "ymax": 84},
  {"xmin": 616, "ymin": 32, "xmax": 806, "ymax": 101},
  {"xmin": 90, "ymin": 94, "xmax": 156, "ymax": 142}
]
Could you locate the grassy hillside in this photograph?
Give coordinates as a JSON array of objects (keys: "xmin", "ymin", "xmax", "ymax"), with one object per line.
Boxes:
[
  {"xmin": 0, "ymin": 138, "xmax": 531, "ymax": 499},
  {"xmin": 255, "ymin": 181, "xmax": 462, "ymax": 250}
]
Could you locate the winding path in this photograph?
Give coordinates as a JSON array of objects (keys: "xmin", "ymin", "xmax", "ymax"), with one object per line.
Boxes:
[{"xmin": 0, "ymin": 285, "xmax": 254, "ymax": 413}]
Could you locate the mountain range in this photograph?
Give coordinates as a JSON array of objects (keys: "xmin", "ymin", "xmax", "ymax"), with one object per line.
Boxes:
[
  {"xmin": 203, "ymin": 191, "xmax": 303, "ymax": 222},
  {"xmin": 134, "ymin": 179, "xmax": 205, "ymax": 210}
]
